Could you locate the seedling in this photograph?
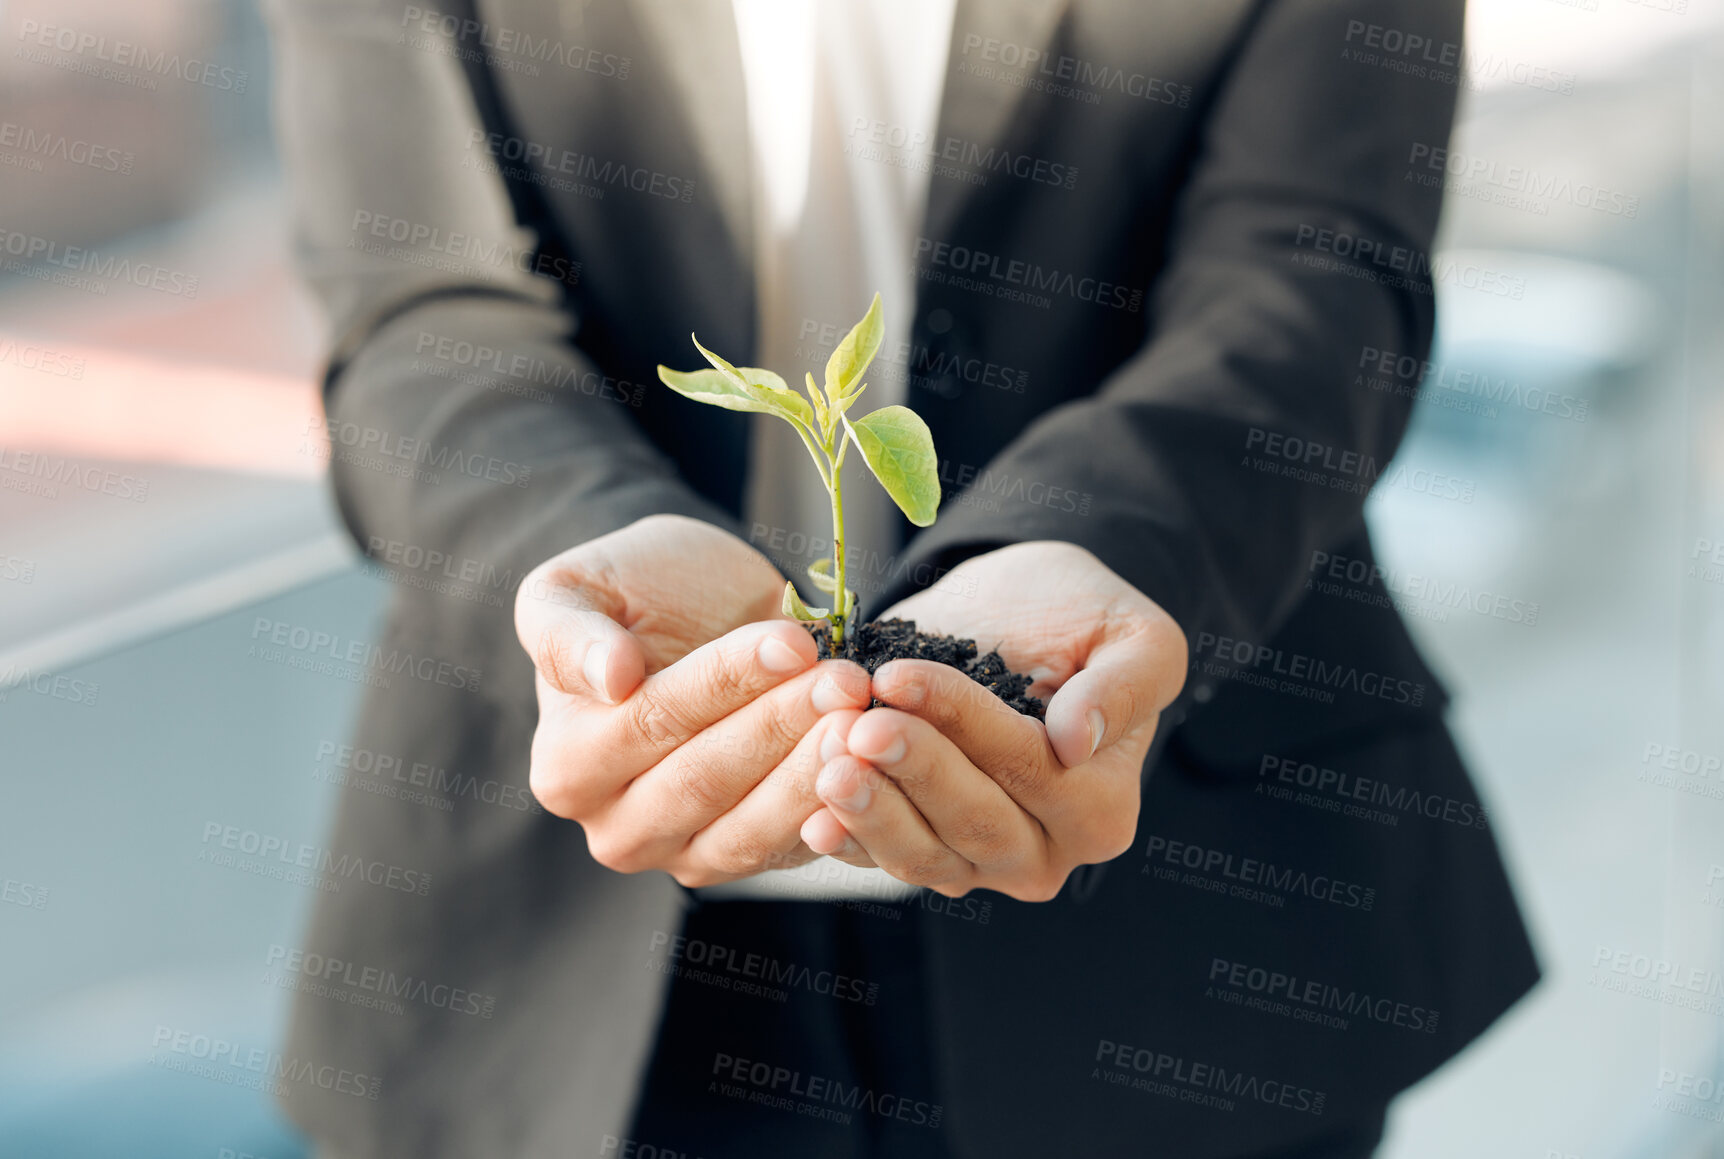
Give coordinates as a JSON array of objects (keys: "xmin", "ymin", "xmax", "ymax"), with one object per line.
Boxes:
[{"xmin": 656, "ymin": 293, "xmax": 940, "ymax": 646}]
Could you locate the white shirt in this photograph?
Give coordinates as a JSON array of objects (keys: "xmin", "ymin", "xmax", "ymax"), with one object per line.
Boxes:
[{"xmin": 701, "ymin": 0, "xmax": 958, "ymax": 901}]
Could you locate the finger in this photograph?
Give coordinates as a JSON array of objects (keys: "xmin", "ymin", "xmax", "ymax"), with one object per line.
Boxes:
[
  {"xmin": 842, "ymin": 707, "xmax": 1043, "ymax": 873},
  {"xmin": 800, "ymin": 808, "xmax": 877, "ymax": 868},
  {"xmin": 515, "ymin": 569, "xmax": 646, "ymax": 705},
  {"xmin": 599, "ymin": 619, "xmax": 824, "ymax": 769},
  {"xmin": 870, "ymin": 660, "xmax": 1058, "ymax": 807},
  {"xmin": 1045, "ymin": 621, "xmax": 1183, "ymax": 768},
  {"xmin": 803, "ymin": 754, "xmax": 974, "ymax": 894},
  {"xmin": 679, "ymin": 707, "xmax": 867, "ymax": 882},
  {"xmin": 610, "ymin": 661, "xmax": 870, "ymax": 859}
]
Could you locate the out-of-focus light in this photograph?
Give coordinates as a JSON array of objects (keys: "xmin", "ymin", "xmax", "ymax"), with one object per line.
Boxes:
[
  {"xmin": 1464, "ymin": 0, "xmax": 1723, "ymax": 89},
  {"xmin": 0, "ymin": 339, "xmax": 321, "ymax": 477}
]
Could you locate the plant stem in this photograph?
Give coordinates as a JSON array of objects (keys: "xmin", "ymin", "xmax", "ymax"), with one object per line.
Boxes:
[{"xmin": 829, "ymin": 459, "xmax": 848, "ymax": 647}]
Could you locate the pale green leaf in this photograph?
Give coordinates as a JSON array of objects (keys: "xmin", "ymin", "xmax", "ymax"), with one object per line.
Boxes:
[
  {"xmin": 806, "ymin": 557, "xmax": 838, "ymax": 594},
  {"xmin": 834, "ymin": 380, "xmax": 868, "ymax": 417},
  {"xmin": 805, "ymin": 371, "xmax": 829, "ymax": 434},
  {"xmin": 849, "ymin": 405, "xmax": 941, "ymax": 527},
  {"xmin": 736, "ymin": 366, "xmax": 813, "ymax": 427},
  {"xmin": 781, "ymin": 580, "xmax": 830, "ymax": 622},
  {"xmin": 656, "ymin": 365, "xmax": 782, "ymax": 416},
  {"xmin": 690, "ymin": 335, "xmax": 814, "ymax": 428},
  {"xmin": 823, "ymin": 292, "xmax": 883, "ymax": 405}
]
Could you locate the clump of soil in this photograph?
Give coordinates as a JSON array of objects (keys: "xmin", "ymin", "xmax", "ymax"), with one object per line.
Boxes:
[{"xmin": 809, "ymin": 617, "xmax": 1044, "ymax": 720}]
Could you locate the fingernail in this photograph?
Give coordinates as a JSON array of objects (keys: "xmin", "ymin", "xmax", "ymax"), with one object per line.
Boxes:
[
  {"xmin": 1086, "ymin": 708, "xmax": 1106, "ymax": 760},
  {"xmin": 759, "ymin": 633, "xmax": 807, "ymax": 673},
  {"xmin": 819, "ymin": 761, "xmax": 871, "ymax": 812},
  {"xmin": 811, "ymin": 673, "xmax": 858, "ymax": 713},
  {"xmin": 583, "ymin": 640, "xmax": 612, "ymax": 702},
  {"xmin": 819, "ymin": 724, "xmax": 848, "ymax": 764},
  {"xmin": 853, "ymin": 731, "xmax": 906, "ymax": 767}
]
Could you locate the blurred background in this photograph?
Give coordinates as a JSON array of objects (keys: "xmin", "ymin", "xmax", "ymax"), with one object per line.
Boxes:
[{"xmin": 1, "ymin": 0, "xmax": 1721, "ymax": 1155}]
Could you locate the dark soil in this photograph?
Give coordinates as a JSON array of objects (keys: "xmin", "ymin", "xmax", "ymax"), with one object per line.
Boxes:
[{"xmin": 809, "ymin": 617, "xmax": 1045, "ymax": 720}]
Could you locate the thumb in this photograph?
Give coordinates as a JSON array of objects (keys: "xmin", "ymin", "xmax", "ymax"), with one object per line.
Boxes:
[
  {"xmin": 1043, "ymin": 620, "xmax": 1186, "ymax": 769},
  {"xmin": 515, "ymin": 563, "xmax": 647, "ymax": 704}
]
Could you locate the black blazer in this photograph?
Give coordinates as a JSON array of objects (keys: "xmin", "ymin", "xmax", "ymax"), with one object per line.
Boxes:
[{"xmin": 266, "ymin": 0, "xmax": 1538, "ymax": 1154}]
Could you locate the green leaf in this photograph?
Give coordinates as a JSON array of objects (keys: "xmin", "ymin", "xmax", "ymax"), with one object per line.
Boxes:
[
  {"xmin": 657, "ymin": 365, "xmax": 783, "ymax": 416},
  {"xmin": 781, "ymin": 580, "xmax": 830, "ymax": 622},
  {"xmin": 805, "ymin": 371, "xmax": 829, "ymax": 435},
  {"xmin": 806, "ymin": 558, "xmax": 838, "ymax": 594},
  {"xmin": 737, "ymin": 366, "xmax": 814, "ymax": 427},
  {"xmin": 849, "ymin": 406, "xmax": 941, "ymax": 527},
  {"xmin": 690, "ymin": 335, "xmax": 814, "ymax": 428},
  {"xmin": 834, "ymin": 380, "xmax": 868, "ymax": 417},
  {"xmin": 823, "ymin": 292, "xmax": 883, "ymax": 405}
]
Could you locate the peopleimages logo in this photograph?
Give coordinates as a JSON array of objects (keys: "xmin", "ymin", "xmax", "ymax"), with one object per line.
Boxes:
[
  {"xmin": 1191, "ymin": 630, "xmax": 1427, "ymax": 707},
  {"xmin": 846, "ymin": 117, "xmax": 1080, "ymax": 191},
  {"xmin": 1207, "ymin": 957, "xmax": 1441, "ymax": 1033},
  {"xmin": 200, "ymin": 821, "xmax": 433, "ymax": 897},
  {"xmin": 1143, "ymin": 835, "xmax": 1377, "ymax": 911},
  {"xmin": 648, "ymin": 931, "xmax": 880, "ymax": 1006},
  {"xmin": 348, "ymin": 209, "xmax": 581, "ymax": 288},
  {"xmin": 1405, "ymin": 143, "xmax": 1639, "ymax": 219},
  {"xmin": 307, "ymin": 417, "xmax": 533, "ymax": 489},
  {"xmin": 265, "ymin": 944, "xmax": 497, "ymax": 1018},
  {"xmin": 1357, "ymin": 345, "xmax": 1590, "ymax": 423},
  {"xmin": 16, "ymin": 20, "xmax": 250, "ymax": 92},
  {"xmin": 0, "ymin": 120, "xmax": 134, "ymax": 174},
  {"xmin": 1258, "ymin": 754, "xmax": 1491, "ymax": 830},
  {"xmin": 914, "ymin": 237, "xmax": 1144, "ymax": 313},
  {"xmin": 0, "ymin": 228, "xmax": 199, "ymax": 297},
  {"xmin": 1093, "ymin": 1039, "xmax": 1326, "ymax": 1116},
  {"xmin": 398, "ymin": 5, "xmax": 632, "ymax": 79},
  {"xmin": 149, "ymin": 1026, "xmax": 377, "ymax": 1100},
  {"xmin": 0, "ymin": 337, "xmax": 86, "ymax": 379},
  {"xmin": 249, "ymin": 616, "xmax": 482, "ymax": 692},
  {"xmin": 465, "ymin": 130, "xmax": 696, "ymax": 202},
  {"xmin": 1291, "ymin": 226, "xmax": 1526, "ymax": 299},
  {"xmin": 711, "ymin": 1052, "xmax": 943, "ymax": 1128}
]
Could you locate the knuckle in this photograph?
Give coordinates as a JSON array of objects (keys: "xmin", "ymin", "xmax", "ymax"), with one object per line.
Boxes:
[
  {"xmin": 527, "ymin": 737, "xmax": 579, "ymax": 819},
  {"xmin": 770, "ymin": 739, "xmax": 826, "ymax": 802},
  {"xmin": 921, "ymin": 686, "xmax": 965, "ymax": 734},
  {"xmin": 753, "ymin": 695, "xmax": 810, "ymax": 762},
  {"xmin": 624, "ymin": 693, "xmax": 695, "ymax": 751},
  {"xmin": 1100, "ymin": 811, "xmax": 1139, "ymax": 861},
  {"xmin": 989, "ymin": 744, "xmax": 1045, "ymax": 800},
  {"xmin": 665, "ymin": 755, "xmax": 729, "ymax": 815},
  {"xmin": 1112, "ymin": 681, "xmax": 1147, "ymax": 737},
  {"xmin": 535, "ymin": 625, "xmax": 582, "ymax": 693},
  {"xmin": 896, "ymin": 848, "xmax": 964, "ymax": 888},
  {"xmin": 878, "ymin": 756, "xmax": 929, "ymax": 802},
  {"xmin": 946, "ymin": 812, "xmax": 1012, "ymax": 865},
  {"xmin": 1075, "ymin": 794, "xmax": 1140, "ymax": 862},
  {"xmin": 672, "ymin": 864, "xmax": 724, "ymax": 890},
  {"xmin": 583, "ymin": 827, "xmax": 639, "ymax": 874},
  {"xmin": 699, "ymin": 642, "xmax": 753, "ymax": 705},
  {"xmin": 1003, "ymin": 869, "xmax": 1065, "ymax": 903},
  {"xmin": 707, "ymin": 826, "xmax": 775, "ymax": 878}
]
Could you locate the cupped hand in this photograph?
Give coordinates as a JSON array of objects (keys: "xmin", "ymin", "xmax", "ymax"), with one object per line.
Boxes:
[
  {"xmin": 799, "ymin": 541, "xmax": 1187, "ymax": 901},
  {"xmin": 515, "ymin": 513, "xmax": 871, "ymax": 886}
]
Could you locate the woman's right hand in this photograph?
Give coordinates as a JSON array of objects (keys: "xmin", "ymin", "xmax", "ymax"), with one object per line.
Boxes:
[{"xmin": 514, "ymin": 514, "xmax": 871, "ymax": 887}]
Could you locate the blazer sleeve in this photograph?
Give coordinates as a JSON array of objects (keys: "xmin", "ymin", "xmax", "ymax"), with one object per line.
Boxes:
[
  {"xmin": 265, "ymin": 0, "xmax": 740, "ymax": 580},
  {"xmin": 891, "ymin": 0, "xmax": 1464, "ymax": 661}
]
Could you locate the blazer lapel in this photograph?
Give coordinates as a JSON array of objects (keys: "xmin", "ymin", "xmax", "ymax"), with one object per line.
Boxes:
[{"xmin": 924, "ymin": 0, "xmax": 1073, "ymax": 244}]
